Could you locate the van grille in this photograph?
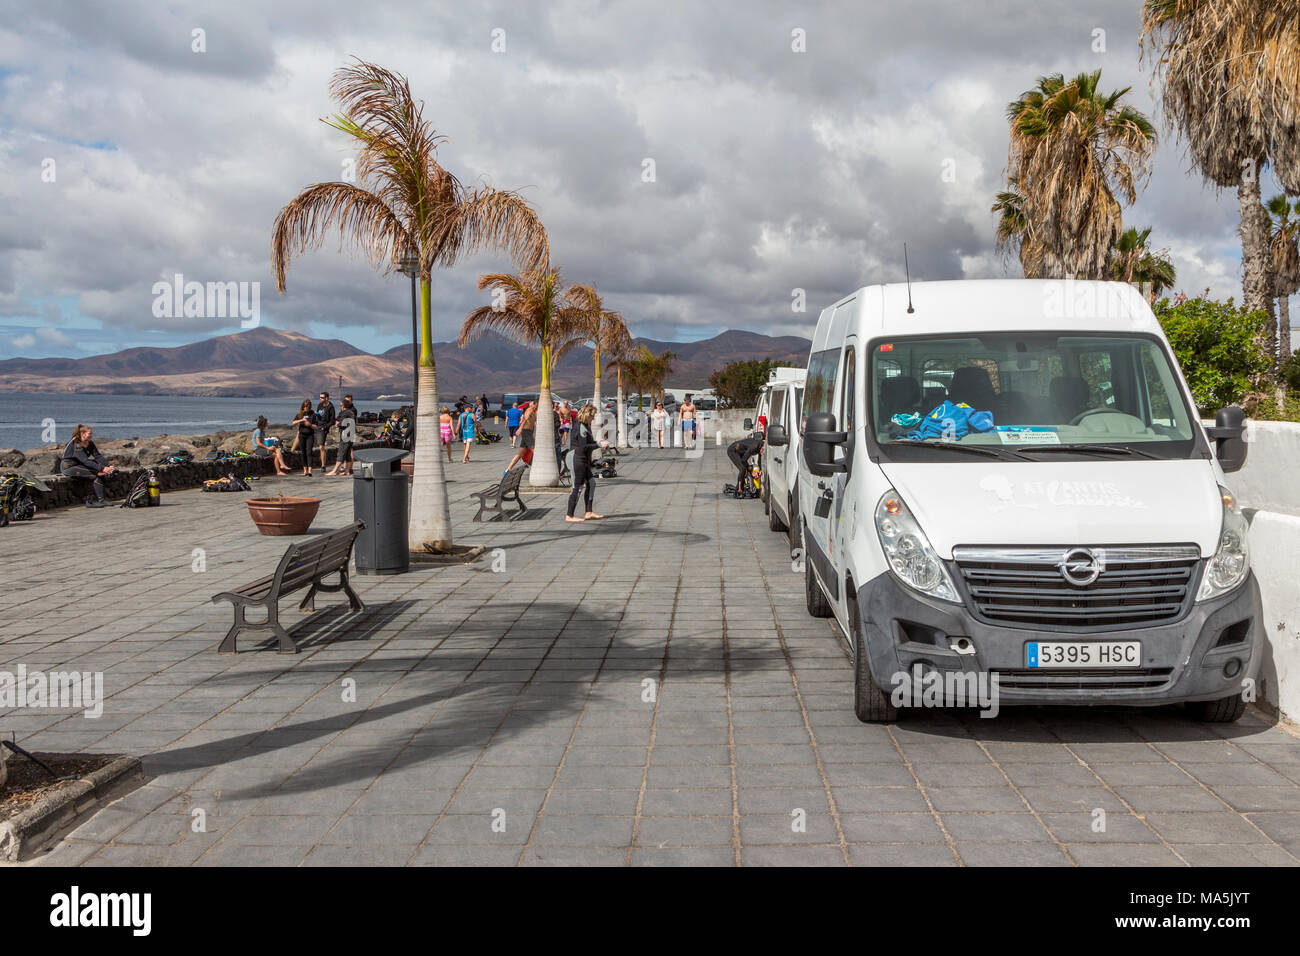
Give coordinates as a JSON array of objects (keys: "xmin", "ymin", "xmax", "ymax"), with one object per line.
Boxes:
[
  {"xmin": 952, "ymin": 546, "xmax": 1201, "ymax": 631},
  {"xmin": 995, "ymin": 667, "xmax": 1175, "ymax": 691}
]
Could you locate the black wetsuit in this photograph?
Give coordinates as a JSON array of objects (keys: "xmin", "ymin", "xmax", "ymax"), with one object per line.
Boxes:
[
  {"xmin": 727, "ymin": 436, "xmax": 764, "ymax": 490},
  {"xmin": 567, "ymin": 421, "xmax": 601, "ymax": 517},
  {"xmin": 60, "ymin": 439, "xmax": 110, "ymax": 501}
]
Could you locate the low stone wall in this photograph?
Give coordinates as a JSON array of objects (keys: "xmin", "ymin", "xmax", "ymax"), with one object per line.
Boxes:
[{"xmin": 30, "ymin": 441, "xmax": 388, "ymax": 511}]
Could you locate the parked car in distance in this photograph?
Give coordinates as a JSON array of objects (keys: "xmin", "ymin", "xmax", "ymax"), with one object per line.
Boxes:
[{"xmin": 798, "ymin": 279, "xmax": 1259, "ymax": 725}]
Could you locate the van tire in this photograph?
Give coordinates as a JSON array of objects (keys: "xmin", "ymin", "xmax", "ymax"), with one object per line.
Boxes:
[
  {"xmin": 1188, "ymin": 693, "xmax": 1247, "ymax": 723},
  {"xmin": 768, "ymin": 494, "xmax": 787, "ymax": 532},
  {"xmin": 804, "ymin": 538, "xmax": 834, "ymax": 618},
  {"xmin": 849, "ymin": 597, "xmax": 897, "ymax": 723}
]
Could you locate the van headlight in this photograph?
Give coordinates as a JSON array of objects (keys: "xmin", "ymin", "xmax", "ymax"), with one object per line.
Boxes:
[
  {"xmin": 875, "ymin": 490, "xmax": 959, "ymax": 603},
  {"xmin": 1197, "ymin": 485, "xmax": 1250, "ymax": 601}
]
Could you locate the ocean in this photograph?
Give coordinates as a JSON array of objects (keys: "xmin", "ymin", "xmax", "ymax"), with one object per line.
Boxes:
[{"xmin": 0, "ymin": 393, "xmax": 400, "ymax": 451}]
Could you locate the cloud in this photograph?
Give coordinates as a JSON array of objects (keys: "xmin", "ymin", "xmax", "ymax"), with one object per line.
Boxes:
[{"xmin": 0, "ymin": 0, "xmax": 1267, "ymax": 356}]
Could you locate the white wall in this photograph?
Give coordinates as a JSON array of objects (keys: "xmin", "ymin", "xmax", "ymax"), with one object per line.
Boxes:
[{"xmin": 1226, "ymin": 420, "xmax": 1300, "ymax": 722}]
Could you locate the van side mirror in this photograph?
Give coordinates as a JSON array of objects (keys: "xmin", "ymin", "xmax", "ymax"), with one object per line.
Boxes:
[
  {"xmin": 802, "ymin": 412, "xmax": 847, "ymax": 476},
  {"xmin": 1204, "ymin": 406, "xmax": 1248, "ymax": 473},
  {"xmin": 744, "ymin": 418, "xmax": 754, "ymax": 431},
  {"xmin": 767, "ymin": 423, "xmax": 789, "ymax": 447}
]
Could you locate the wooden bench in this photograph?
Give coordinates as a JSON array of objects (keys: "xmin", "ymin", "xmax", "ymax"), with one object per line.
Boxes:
[
  {"xmin": 471, "ymin": 466, "xmax": 529, "ymax": 522},
  {"xmin": 211, "ymin": 521, "xmax": 365, "ymax": 654}
]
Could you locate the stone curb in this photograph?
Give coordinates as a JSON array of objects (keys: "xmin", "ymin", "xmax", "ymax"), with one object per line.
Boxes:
[{"xmin": 0, "ymin": 754, "xmax": 145, "ymax": 863}]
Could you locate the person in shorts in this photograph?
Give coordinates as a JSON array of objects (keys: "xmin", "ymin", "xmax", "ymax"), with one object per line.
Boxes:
[
  {"xmin": 326, "ymin": 398, "xmax": 357, "ymax": 476},
  {"xmin": 506, "ymin": 401, "xmax": 522, "ymax": 446},
  {"xmin": 252, "ymin": 416, "xmax": 290, "ymax": 474},
  {"xmin": 679, "ymin": 394, "xmax": 697, "ymax": 449},
  {"xmin": 505, "ymin": 402, "xmax": 536, "ymax": 472}
]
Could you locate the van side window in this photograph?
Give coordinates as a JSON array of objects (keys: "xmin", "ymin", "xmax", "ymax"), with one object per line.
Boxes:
[
  {"xmin": 769, "ymin": 387, "xmax": 786, "ymax": 428},
  {"xmin": 802, "ymin": 347, "xmax": 842, "ymax": 432},
  {"xmin": 841, "ymin": 347, "xmax": 856, "ymax": 436}
]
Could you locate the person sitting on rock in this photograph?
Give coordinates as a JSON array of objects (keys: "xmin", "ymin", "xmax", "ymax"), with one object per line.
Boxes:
[
  {"xmin": 252, "ymin": 416, "xmax": 290, "ymax": 475},
  {"xmin": 60, "ymin": 424, "xmax": 116, "ymax": 507}
]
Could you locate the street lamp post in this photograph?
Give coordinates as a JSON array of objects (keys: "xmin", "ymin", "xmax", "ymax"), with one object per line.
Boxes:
[{"xmin": 397, "ymin": 254, "xmax": 420, "ymax": 412}]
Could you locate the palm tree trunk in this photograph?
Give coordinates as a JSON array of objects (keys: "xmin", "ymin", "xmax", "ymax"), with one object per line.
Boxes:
[
  {"xmin": 529, "ymin": 345, "xmax": 560, "ymax": 486},
  {"xmin": 409, "ymin": 277, "xmax": 454, "ymax": 552},
  {"xmin": 616, "ymin": 368, "xmax": 627, "ymax": 448},
  {"xmin": 1240, "ymin": 161, "xmax": 1278, "ymax": 384},
  {"xmin": 1278, "ymin": 293, "xmax": 1292, "ymax": 406}
]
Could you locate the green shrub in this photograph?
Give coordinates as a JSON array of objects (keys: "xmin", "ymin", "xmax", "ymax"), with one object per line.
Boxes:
[
  {"xmin": 708, "ymin": 358, "xmax": 796, "ymax": 407},
  {"xmin": 1153, "ymin": 295, "xmax": 1270, "ymax": 414}
]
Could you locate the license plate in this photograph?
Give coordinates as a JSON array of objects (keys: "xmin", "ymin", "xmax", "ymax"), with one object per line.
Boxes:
[{"xmin": 1026, "ymin": 641, "xmax": 1141, "ymax": 668}]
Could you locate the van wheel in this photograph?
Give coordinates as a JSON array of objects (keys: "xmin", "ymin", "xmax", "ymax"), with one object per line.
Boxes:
[
  {"xmin": 849, "ymin": 598, "xmax": 897, "ymax": 722},
  {"xmin": 804, "ymin": 539, "xmax": 834, "ymax": 618},
  {"xmin": 768, "ymin": 494, "xmax": 787, "ymax": 532},
  {"xmin": 1188, "ymin": 693, "xmax": 1247, "ymax": 723}
]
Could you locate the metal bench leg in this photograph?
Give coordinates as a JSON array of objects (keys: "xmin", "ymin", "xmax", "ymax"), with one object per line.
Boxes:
[
  {"xmin": 472, "ymin": 499, "xmax": 485, "ymax": 522},
  {"xmin": 340, "ymin": 569, "xmax": 365, "ymax": 612},
  {"xmin": 217, "ymin": 603, "xmax": 245, "ymax": 654},
  {"xmin": 298, "ymin": 582, "xmax": 318, "ymax": 612},
  {"xmin": 267, "ymin": 603, "xmax": 298, "ymax": 654}
]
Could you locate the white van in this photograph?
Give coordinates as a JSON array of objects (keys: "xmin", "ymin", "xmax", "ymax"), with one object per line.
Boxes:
[
  {"xmin": 797, "ymin": 279, "xmax": 1260, "ymax": 723},
  {"xmin": 757, "ymin": 368, "xmax": 807, "ymax": 546}
]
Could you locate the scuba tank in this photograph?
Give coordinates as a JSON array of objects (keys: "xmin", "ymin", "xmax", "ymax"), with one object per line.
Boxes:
[{"xmin": 147, "ymin": 472, "xmax": 162, "ymax": 506}]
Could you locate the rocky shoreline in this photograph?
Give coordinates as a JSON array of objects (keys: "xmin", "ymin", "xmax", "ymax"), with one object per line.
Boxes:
[{"xmin": 0, "ymin": 420, "xmax": 388, "ymax": 476}]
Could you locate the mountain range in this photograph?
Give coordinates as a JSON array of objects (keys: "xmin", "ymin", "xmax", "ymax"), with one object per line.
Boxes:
[{"xmin": 0, "ymin": 326, "xmax": 811, "ymax": 399}]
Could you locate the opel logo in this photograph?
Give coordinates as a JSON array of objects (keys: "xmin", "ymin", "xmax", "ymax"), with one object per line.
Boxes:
[{"xmin": 1058, "ymin": 547, "xmax": 1103, "ymax": 587}]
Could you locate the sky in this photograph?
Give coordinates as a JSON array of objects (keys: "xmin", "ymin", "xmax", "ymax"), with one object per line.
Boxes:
[{"xmin": 0, "ymin": 0, "xmax": 1294, "ymax": 361}]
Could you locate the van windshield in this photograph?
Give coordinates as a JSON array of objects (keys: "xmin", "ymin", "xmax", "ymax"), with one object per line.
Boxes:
[{"xmin": 869, "ymin": 333, "xmax": 1200, "ymax": 460}]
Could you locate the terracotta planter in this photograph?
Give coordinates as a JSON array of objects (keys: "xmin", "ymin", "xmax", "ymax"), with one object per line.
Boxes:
[
  {"xmin": 400, "ymin": 459, "xmax": 413, "ymax": 483},
  {"xmin": 246, "ymin": 495, "xmax": 321, "ymax": 536}
]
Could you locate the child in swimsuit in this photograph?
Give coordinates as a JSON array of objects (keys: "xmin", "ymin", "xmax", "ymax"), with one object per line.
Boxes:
[{"xmin": 439, "ymin": 407, "xmax": 453, "ymax": 462}]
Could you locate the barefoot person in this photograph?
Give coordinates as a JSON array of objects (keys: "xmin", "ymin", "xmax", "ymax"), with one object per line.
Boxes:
[
  {"xmin": 325, "ymin": 397, "xmax": 357, "ymax": 476},
  {"xmin": 439, "ymin": 406, "xmax": 454, "ymax": 462},
  {"xmin": 679, "ymin": 394, "xmax": 697, "ymax": 449},
  {"xmin": 252, "ymin": 416, "xmax": 290, "ymax": 474},
  {"xmin": 566, "ymin": 405, "xmax": 609, "ymax": 523},
  {"xmin": 60, "ymin": 425, "xmax": 116, "ymax": 507}
]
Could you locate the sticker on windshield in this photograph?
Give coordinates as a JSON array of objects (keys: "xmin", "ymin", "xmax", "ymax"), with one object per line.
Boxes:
[{"xmin": 995, "ymin": 426, "xmax": 1060, "ymax": 445}]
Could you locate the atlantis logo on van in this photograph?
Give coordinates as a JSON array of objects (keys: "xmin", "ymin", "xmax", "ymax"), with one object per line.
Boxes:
[{"xmin": 978, "ymin": 473, "xmax": 1147, "ymax": 511}]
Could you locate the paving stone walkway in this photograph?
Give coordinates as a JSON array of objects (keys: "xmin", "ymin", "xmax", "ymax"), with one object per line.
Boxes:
[{"xmin": 2, "ymin": 440, "xmax": 1298, "ymax": 866}]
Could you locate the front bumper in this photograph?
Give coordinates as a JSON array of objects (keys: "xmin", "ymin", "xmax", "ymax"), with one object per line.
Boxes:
[{"xmin": 857, "ymin": 570, "xmax": 1263, "ymax": 706}]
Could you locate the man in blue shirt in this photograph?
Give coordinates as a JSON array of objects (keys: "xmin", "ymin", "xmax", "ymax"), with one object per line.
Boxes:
[{"xmin": 506, "ymin": 402, "xmax": 523, "ymax": 447}]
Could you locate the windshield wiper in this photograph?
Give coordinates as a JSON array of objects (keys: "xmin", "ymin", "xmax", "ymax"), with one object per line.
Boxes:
[
  {"xmin": 1016, "ymin": 443, "xmax": 1161, "ymax": 460},
  {"xmin": 886, "ymin": 440, "xmax": 1030, "ymax": 461}
]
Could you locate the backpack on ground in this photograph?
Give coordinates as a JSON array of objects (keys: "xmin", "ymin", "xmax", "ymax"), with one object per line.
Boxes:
[
  {"xmin": 203, "ymin": 473, "xmax": 251, "ymax": 493},
  {"xmin": 0, "ymin": 473, "xmax": 40, "ymax": 525},
  {"xmin": 121, "ymin": 470, "xmax": 157, "ymax": 508}
]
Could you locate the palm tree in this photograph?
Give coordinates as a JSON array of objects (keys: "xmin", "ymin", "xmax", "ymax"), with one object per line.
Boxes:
[
  {"xmin": 567, "ymin": 285, "xmax": 628, "ymax": 416},
  {"xmin": 991, "ymin": 178, "xmax": 1043, "ymax": 276},
  {"xmin": 1142, "ymin": 1, "xmax": 1300, "ymax": 370},
  {"xmin": 459, "ymin": 269, "xmax": 587, "ymax": 485},
  {"xmin": 1109, "ymin": 226, "xmax": 1178, "ymax": 298},
  {"xmin": 1268, "ymin": 195, "xmax": 1300, "ymax": 400},
  {"xmin": 272, "ymin": 60, "xmax": 548, "ymax": 553},
  {"xmin": 1002, "ymin": 71, "xmax": 1157, "ymax": 279},
  {"xmin": 604, "ymin": 333, "xmax": 638, "ymax": 448}
]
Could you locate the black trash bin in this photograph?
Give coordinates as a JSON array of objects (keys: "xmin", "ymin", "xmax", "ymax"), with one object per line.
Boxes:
[{"xmin": 353, "ymin": 448, "xmax": 409, "ymax": 575}]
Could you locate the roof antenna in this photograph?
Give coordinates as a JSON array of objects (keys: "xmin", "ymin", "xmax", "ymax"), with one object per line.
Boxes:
[{"xmin": 904, "ymin": 243, "xmax": 915, "ymax": 314}]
